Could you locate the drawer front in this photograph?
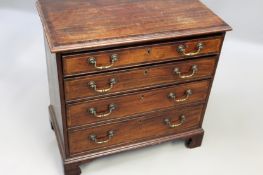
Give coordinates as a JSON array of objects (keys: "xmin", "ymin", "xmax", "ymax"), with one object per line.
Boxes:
[
  {"xmin": 64, "ymin": 57, "xmax": 216, "ymax": 101},
  {"xmin": 63, "ymin": 37, "xmax": 222, "ymax": 76},
  {"xmin": 69, "ymin": 104, "xmax": 204, "ymax": 155},
  {"xmin": 67, "ymin": 80, "xmax": 210, "ymax": 127}
]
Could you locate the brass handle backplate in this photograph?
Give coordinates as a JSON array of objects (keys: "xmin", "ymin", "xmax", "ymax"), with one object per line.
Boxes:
[
  {"xmin": 89, "ymin": 103, "xmax": 117, "ymax": 118},
  {"xmin": 177, "ymin": 42, "xmax": 204, "ymax": 56},
  {"xmin": 174, "ymin": 65, "xmax": 198, "ymax": 79},
  {"xmin": 168, "ymin": 89, "xmax": 192, "ymax": 102},
  {"xmin": 88, "ymin": 54, "xmax": 118, "ymax": 70},
  {"xmin": 89, "ymin": 78, "xmax": 117, "ymax": 93},
  {"xmin": 90, "ymin": 130, "xmax": 114, "ymax": 144},
  {"xmin": 164, "ymin": 115, "xmax": 186, "ymax": 128}
]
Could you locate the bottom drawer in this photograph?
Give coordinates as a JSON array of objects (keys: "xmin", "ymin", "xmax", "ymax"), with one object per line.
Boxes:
[{"xmin": 69, "ymin": 104, "xmax": 204, "ymax": 155}]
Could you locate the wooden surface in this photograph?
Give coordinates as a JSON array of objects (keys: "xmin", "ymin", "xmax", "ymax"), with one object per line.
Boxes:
[
  {"xmin": 37, "ymin": 0, "xmax": 231, "ymax": 174},
  {"xmin": 62, "ymin": 36, "xmax": 222, "ymax": 76},
  {"xmin": 67, "ymin": 80, "xmax": 210, "ymax": 127},
  {"xmin": 64, "ymin": 57, "xmax": 216, "ymax": 101},
  {"xmin": 36, "ymin": 0, "xmax": 231, "ymax": 53},
  {"xmin": 69, "ymin": 104, "xmax": 204, "ymax": 155},
  {"xmin": 45, "ymin": 38, "xmax": 72, "ymax": 157}
]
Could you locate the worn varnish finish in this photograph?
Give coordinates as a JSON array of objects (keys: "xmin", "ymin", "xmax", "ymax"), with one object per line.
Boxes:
[
  {"xmin": 37, "ymin": 0, "xmax": 231, "ymax": 53},
  {"xmin": 37, "ymin": 0, "xmax": 231, "ymax": 175}
]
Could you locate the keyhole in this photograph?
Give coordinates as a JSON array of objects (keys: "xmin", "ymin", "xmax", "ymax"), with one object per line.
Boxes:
[
  {"xmin": 144, "ymin": 69, "xmax": 148, "ymax": 76},
  {"xmin": 147, "ymin": 48, "xmax": 151, "ymax": 55},
  {"xmin": 140, "ymin": 95, "xmax": 144, "ymax": 101}
]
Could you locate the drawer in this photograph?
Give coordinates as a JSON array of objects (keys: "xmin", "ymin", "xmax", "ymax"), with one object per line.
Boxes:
[
  {"xmin": 63, "ymin": 36, "xmax": 223, "ymax": 76},
  {"xmin": 68, "ymin": 104, "xmax": 204, "ymax": 155},
  {"xmin": 64, "ymin": 57, "xmax": 216, "ymax": 101},
  {"xmin": 66, "ymin": 80, "xmax": 210, "ymax": 127}
]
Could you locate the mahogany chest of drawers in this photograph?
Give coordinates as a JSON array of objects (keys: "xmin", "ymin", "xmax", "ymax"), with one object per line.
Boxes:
[{"xmin": 37, "ymin": 0, "xmax": 231, "ymax": 174}]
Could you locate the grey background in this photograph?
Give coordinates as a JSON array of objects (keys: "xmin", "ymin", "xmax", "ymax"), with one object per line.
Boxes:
[{"xmin": 0, "ymin": 1, "xmax": 263, "ymax": 175}]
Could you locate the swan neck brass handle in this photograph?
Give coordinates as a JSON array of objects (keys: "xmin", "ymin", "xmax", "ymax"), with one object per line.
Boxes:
[
  {"xmin": 174, "ymin": 65, "xmax": 198, "ymax": 79},
  {"xmin": 89, "ymin": 78, "xmax": 117, "ymax": 93},
  {"xmin": 177, "ymin": 42, "xmax": 204, "ymax": 56},
  {"xmin": 89, "ymin": 103, "xmax": 117, "ymax": 118},
  {"xmin": 90, "ymin": 130, "xmax": 114, "ymax": 144},
  {"xmin": 168, "ymin": 89, "xmax": 192, "ymax": 102},
  {"xmin": 164, "ymin": 115, "xmax": 186, "ymax": 128},
  {"xmin": 88, "ymin": 54, "xmax": 118, "ymax": 70}
]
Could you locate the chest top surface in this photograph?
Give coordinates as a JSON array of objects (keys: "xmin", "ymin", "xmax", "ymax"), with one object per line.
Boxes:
[{"xmin": 37, "ymin": 0, "xmax": 231, "ymax": 53}]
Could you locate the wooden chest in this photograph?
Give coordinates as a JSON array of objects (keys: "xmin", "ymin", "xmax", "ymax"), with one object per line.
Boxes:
[{"xmin": 36, "ymin": 0, "xmax": 231, "ymax": 174}]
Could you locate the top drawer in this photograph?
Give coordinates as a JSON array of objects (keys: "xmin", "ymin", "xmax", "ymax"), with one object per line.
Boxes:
[{"xmin": 62, "ymin": 36, "xmax": 223, "ymax": 76}]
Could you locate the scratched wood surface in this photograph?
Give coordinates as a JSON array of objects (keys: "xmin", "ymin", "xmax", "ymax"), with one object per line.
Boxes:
[{"xmin": 37, "ymin": 0, "xmax": 231, "ymax": 52}]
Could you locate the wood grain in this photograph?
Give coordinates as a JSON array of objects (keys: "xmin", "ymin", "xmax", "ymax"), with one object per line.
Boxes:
[
  {"xmin": 69, "ymin": 104, "xmax": 204, "ymax": 155},
  {"xmin": 64, "ymin": 57, "xmax": 216, "ymax": 101},
  {"xmin": 66, "ymin": 80, "xmax": 210, "ymax": 127},
  {"xmin": 36, "ymin": 0, "xmax": 231, "ymax": 53},
  {"xmin": 45, "ymin": 38, "xmax": 73, "ymax": 157},
  {"xmin": 37, "ymin": 0, "xmax": 231, "ymax": 174},
  {"xmin": 62, "ymin": 37, "xmax": 222, "ymax": 76}
]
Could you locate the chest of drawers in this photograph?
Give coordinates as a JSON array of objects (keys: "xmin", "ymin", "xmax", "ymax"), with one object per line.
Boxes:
[{"xmin": 37, "ymin": 0, "xmax": 231, "ymax": 174}]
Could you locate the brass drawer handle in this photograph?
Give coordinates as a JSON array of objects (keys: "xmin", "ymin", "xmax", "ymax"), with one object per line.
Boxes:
[
  {"xmin": 89, "ymin": 103, "xmax": 117, "ymax": 118},
  {"xmin": 90, "ymin": 130, "xmax": 114, "ymax": 144},
  {"xmin": 168, "ymin": 89, "xmax": 192, "ymax": 102},
  {"xmin": 88, "ymin": 54, "xmax": 118, "ymax": 70},
  {"xmin": 174, "ymin": 65, "xmax": 198, "ymax": 79},
  {"xmin": 177, "ymin": 42, "xmax": 204, "ymax": 56},
  {"xmin": 164, "ymin": 115, "xmax": 186, "ymax": 128},
  {"xmin": 89, "ymin": 78, "xmax": 117, "ymax": 93}
]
